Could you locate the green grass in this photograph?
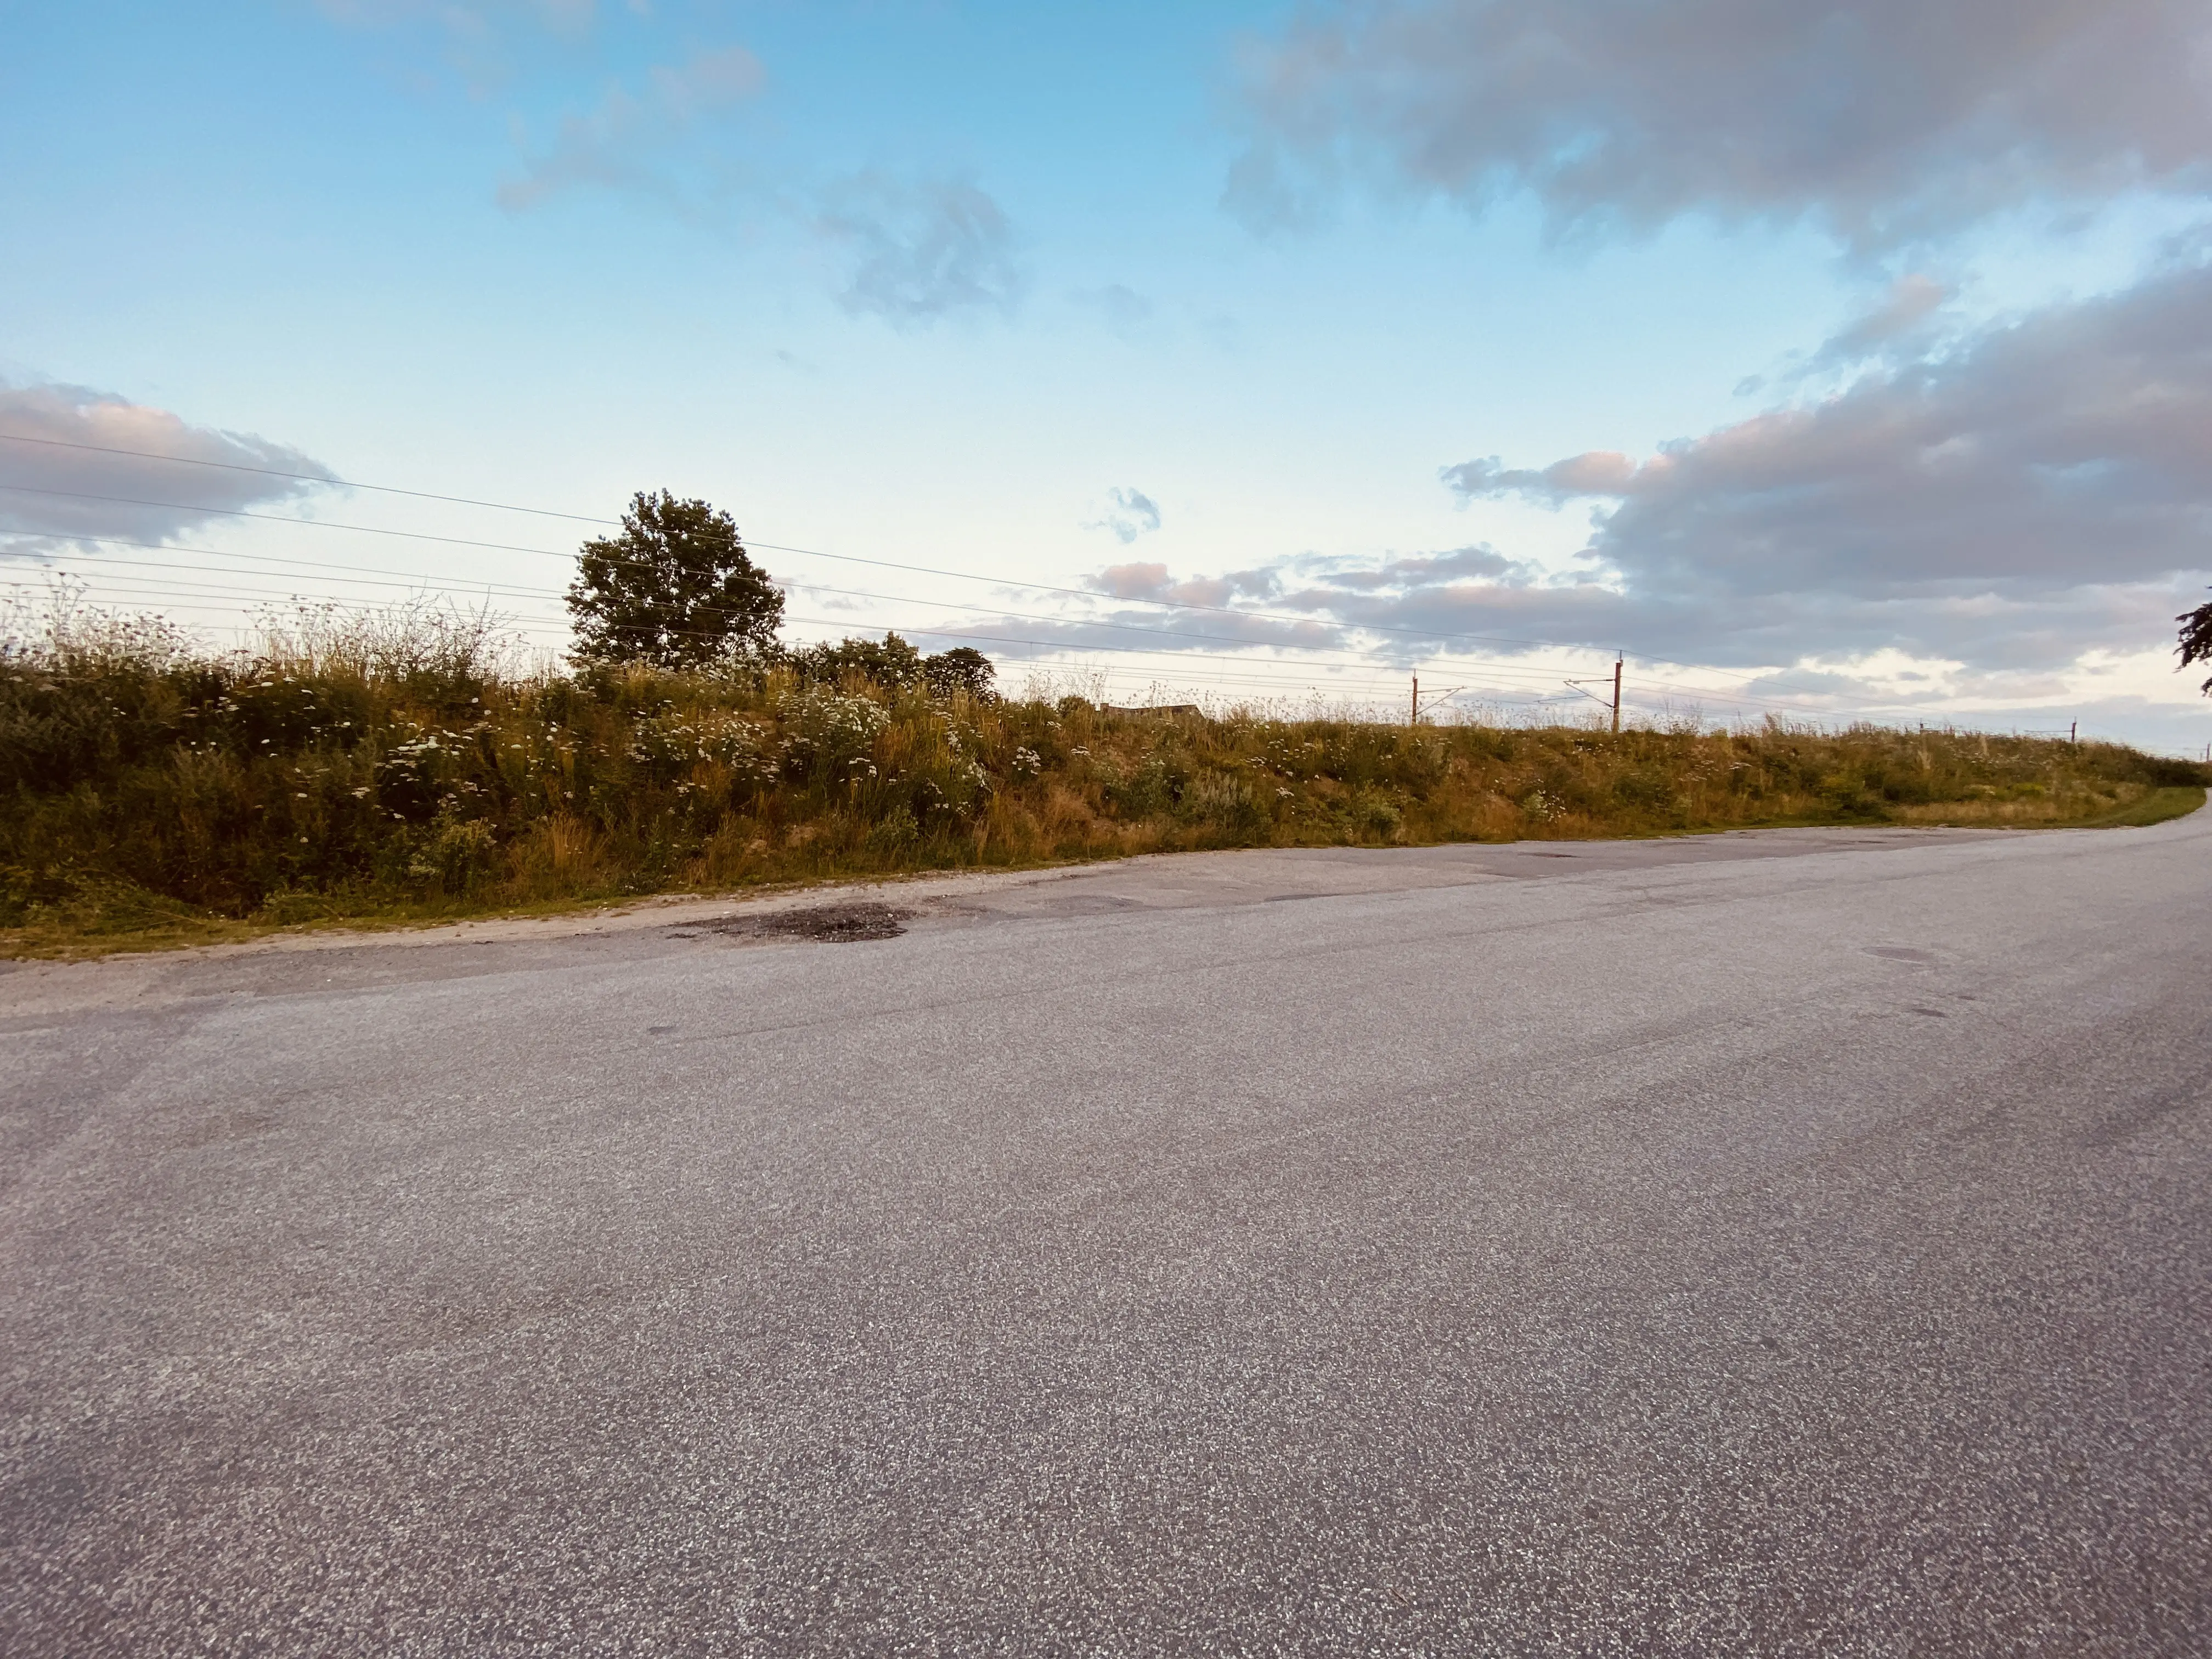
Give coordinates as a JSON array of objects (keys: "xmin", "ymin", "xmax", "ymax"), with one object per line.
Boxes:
[
  {"xmin": 5, "ymin": 601, "xmax": 2206, "ymax": 957},
  {"xmin": 2070, "ymin": 785, "xmax": 2207, "ymax": 828}
]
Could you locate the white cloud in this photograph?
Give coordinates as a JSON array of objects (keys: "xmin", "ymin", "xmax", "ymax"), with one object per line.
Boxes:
[
  {"xmin": 0, "ymin": 382, "xmax": 333, "ymax": 555},
  {"xmin": 498, "ymin": 46, "xmax": 765, "ymax": 212},
  {"xmin": 1084, "ymin": 487, "xmax": 1162, "ymax": 544},
  {"xmin": 819, "ymin": 173, "xmax": 1024, "ymax": 327}
]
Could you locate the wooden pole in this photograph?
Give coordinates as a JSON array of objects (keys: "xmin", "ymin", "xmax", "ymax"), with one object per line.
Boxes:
[
  {"xmin": 1610, "ymin": 656, "xmax": 1622, "ymax": 734},
  {"xmin": 1410, "ymin": 675, "xmax": 1419, "ymax": 727}
]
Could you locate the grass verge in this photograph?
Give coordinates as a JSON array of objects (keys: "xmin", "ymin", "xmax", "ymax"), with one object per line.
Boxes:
[
  {"xmin": 2068, "ymin": 785, "xmax": 2207, "ymax": 828},
  {"xmin": 5, "ymin": 603, "xmax": 2205, "ymax": 958}
]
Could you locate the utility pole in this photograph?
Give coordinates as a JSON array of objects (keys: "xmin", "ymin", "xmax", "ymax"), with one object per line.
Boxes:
[
  {"xmin": 1611, "ymin": 654, "xmax": 1622, "ymax": 735},
  {"xmin": 1410, "ymin": 675, "xmax": 1419, "ymax": 728},
  {"xmin": 2070, "ymin": 720, "xmax": 2078, "ymax": 745}
]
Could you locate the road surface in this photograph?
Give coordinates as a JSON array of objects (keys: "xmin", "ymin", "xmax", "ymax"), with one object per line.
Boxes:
[{"xmin": 3, "ymin": 820, "xmax": 2209, "ymax": 1655}]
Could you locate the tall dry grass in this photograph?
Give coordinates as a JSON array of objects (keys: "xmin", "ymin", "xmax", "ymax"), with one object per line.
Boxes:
[{"xmin": 2, "ymin": 596, "xmax": 2201, "ymax": 949}]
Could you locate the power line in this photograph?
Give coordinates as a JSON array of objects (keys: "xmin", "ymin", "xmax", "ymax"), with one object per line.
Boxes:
[
  {"xmin": 26, "ymin": 535, "xmax": 1612, "ymax": 687},
  {"xmin": 21, "ymin": 560, "xmax": 1931, "ymax": 721},
  {"xmin": 36, "ymin": 597, "xmax": 1383, "ymax": 691},
  {"xmin": 0, "ymin": 470, "xmax": 1740, "ymax": 674},
  {"xmin": 0, "ymin": 447, "xmax": 1984, "ymax": 712},
  {"xmin": 16, "ymin": 565, "xmax": 1422, "ymax": 685},
  {"xmin": 17, "ymin": 546, "xmax": 1925, "ymax": 718},
  {"xmin": 776, "ymin": 577, "xmax": 1576, "ymax": 682},
  {"xmin": 0, "ymin": 431, "xmax": 617, "ymax": 524},
  {"xmin": 0, "ymin": 483, "xmax": 574, "ymax": 558},
  {"xmin": 41, "ymin": 544, "xmax": 560, "ymax": 603},
  {"xmin": 20, "ymin": 573, "xmax": 1459, "ymax": 701},
  {"xmin": 20, "ymin": 563, "xmax": 1924, "ymax": 720},
  {"xmin": 2, "ymin": 478, "xmax": 1623, "ymax": 660}
]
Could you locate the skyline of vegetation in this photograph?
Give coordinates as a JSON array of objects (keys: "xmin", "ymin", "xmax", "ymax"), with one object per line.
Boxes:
[{"xmin": 3, "ymin": 592, "xmax": 2201, "ymax": 957}]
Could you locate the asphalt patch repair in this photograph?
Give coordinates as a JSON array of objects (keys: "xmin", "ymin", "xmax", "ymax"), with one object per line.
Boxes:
[{"xmin": 670, "ymin": 900, "xmax": 916, "ymax": 944}]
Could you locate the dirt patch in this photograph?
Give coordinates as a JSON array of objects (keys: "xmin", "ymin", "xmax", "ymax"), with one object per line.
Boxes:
[{"xmin": 673, "ymin": 901, "xmax": 916, "ymax": 944}]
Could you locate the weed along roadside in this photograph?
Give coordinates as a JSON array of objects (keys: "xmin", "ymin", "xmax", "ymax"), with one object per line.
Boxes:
[{"xmin": 2, "ymin": 605, "xmax": 2204, "ymax": 957}]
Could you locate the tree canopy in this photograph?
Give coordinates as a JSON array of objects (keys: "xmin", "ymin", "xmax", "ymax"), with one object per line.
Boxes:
[
  {"xmin": 567, "ymin": 491, "xmax": 784, "ymax": 669},
  {"xmin": 785, "ymin": 632, "xmax": 997, "ymax": 698},
  {"xmin": 922, "ymin": 646, "xmax": 996, "ymax": 699},
  {"xmin": 2179, "ymin": 592, "xmax": 2212, "ymax": 695}
]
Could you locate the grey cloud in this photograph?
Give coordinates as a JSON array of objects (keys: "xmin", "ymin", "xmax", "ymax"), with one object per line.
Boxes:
[
  {"xmin": 896, "ymin": 558, "xmax": 1336, "ymax": 662},
  {"xmin": 821, "ymin": 174, "xmax": 1023, "ymax": 328},
  {"xmin": 1058, "ymin": 489, "xmax": 2199, "ymax": 686},
  {"xmin": 0, "ymin": 382, "xmax": 334, "ymax": 555},
  {"xmin": 1441, "ymin": 257, "xmax": 2212, "ymax": 668},
  {"xmin": 1085, "ymin": 487, "xmax": 1163, "ymax": 544},
  {"xmin": 1056, "ymin": 548, "xmax": 1623, "ymax": 669},
  {"xmin": 1092, "ymin": 560, "xmax": 1173, "ymax": 599},
  {"xmin": 1090, "ymin": 558, "xmax": 1284, "ymax": 610},
  {"xmin": 1440, "ymin": 452, "xmax": 1632, "ymax": 506},
  {"xmin": 1229, "ymin": 0, "xmax": 2212, "ymax": 247},
  {"xmin": 498, "ymin": 47, "xmax": 764, "ymax": 212},
  {"xmin": 1302, "ymin": 544, "xmax": 1523, "ymax": 591},
  {"xmin": 1245, "ymin": 548, "xmax": 1626, "ymax": 662},
  {"xmin": 1008, "ymin": 571, "xmax": 1341, "ymax": 657},
  {"xmin": 1313, "ymin": 575, "xmax": 2188, "ymax": 675}
]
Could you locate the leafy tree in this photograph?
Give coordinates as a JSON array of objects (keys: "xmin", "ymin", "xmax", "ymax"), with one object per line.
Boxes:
[
  {"xmin": 787, "ymin": 631, "xmax": 926, "ymax": 689},
  {"xmin": 785, "ymin": 632, "xmax": 997, "ymax": 698},
  {"xmin": 567, "ymin": 491, "xmax": 783, "ymax": 669},
  {"xmin": 923, "ymin": 646, "xmax": 996, "ymax": 699},
  {"xmin": 2181, "ymin": 591, "xmax": 2212, "ymax": 693}
]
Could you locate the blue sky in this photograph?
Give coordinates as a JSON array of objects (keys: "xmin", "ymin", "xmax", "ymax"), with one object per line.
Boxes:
[{"xmin": 5, "ymin": 1, "xmax": 2211, "ymax": 746}]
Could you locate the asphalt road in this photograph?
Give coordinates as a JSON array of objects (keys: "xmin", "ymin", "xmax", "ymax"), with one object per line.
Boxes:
[{"xmin": 3, "ymin": 819, "xmax": 2209, "ymax": 1656}]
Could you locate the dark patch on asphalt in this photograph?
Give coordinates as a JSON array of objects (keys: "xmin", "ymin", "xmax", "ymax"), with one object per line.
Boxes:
[
  {"xmin": 1018, "ymin": 893, "xmax": 1149, "ymax": 917},
  {"xmin": 1867, "ymin": 946, "xmax": 1939, "ymax": 963},
  {"xmin": 2080, "ymin": 1080, "xmax": 2204, "ymax": 1147},
  {"xmin": 674, "ymin": 901, "xmax": 916, "ymax": 944}
]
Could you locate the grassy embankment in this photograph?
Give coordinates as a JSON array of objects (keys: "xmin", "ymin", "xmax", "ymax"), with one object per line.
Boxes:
[{"xmin": 2, "ymin": 606, "xmax": 2202, "ymax": 956}]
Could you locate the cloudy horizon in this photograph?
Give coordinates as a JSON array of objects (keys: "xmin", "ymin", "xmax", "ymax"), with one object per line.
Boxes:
[{"xmin": 6, "ymin": 2, "xmax": 2211, "ymax": 749}]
